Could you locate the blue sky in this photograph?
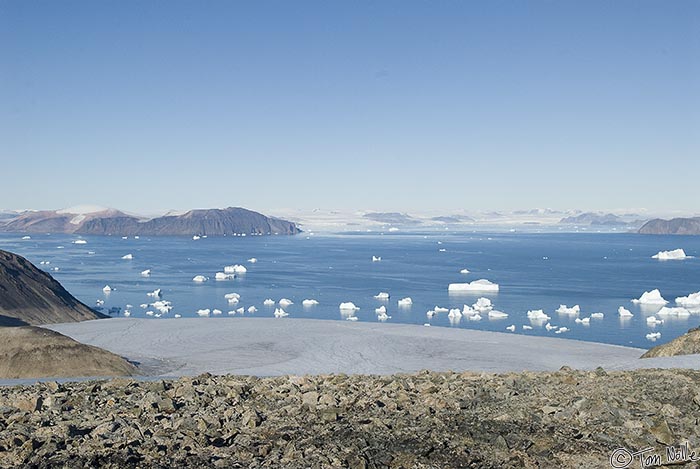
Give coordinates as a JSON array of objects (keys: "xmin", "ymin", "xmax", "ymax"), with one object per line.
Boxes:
[{"xmin": 1, "ymin": 1, "xmax": 698, "ymax": 214}]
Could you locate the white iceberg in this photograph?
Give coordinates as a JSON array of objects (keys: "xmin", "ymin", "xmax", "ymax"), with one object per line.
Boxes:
[
  {"xmin": 372, "ymin": 256, "xmax": 382, "ymax": 262},
  {"xmin": 488, "ymin": 310, "xmax": 508, "ymax": 319},
  {"xmin": 224, "ymin": 265, "xmax": 247, "ymax": 274},
  {"xmin": 447, "ymin": 308, "xmax": 462, "ymax": 319},
  {"xmin": 346, "ymin": 316, "xmax": 359, "ymax": 321},
  {"xmin": 618, "ymin": 306, "xmax": 634, "ymax": 317},
  {"xmin": 141, "ymin": 269, "xmax": 151, "ymax": 277},
  {"xmin": 174, "ymin": 314, "xmax": 181, "ymax": 318},
  {"xmin": 215, "ymin": 272, "xmax": 235, "ymax": 281},
  {"xmin": 302, "ymin": 299, "xmax": 319, "ymax": 307},
  {"xmin": 646, "ymin": 332, "xmax": 661, "ymax": 341},
  {"xmin": 146, "ymin": 289, "xmax": 162, "ymax": 298},
  {"xmin": 398, "ymin": 297, "xmax": 413, "ymax": 307},
  {"xmin": 192, "ymin": 275, "xmax": 208, "ymax": 283},
  {"xmin": 274, "ymin": 308, "xmax": 289, "ymax": 318},
  {"xmin": 527, "ymin": 309, "xmax": 550, "ymax": 321},
  {"xmin": 196, "ymin": 308, "xmax": 210, "ymax": 317},
  {"xmin": 433, "ymin": 306, "xmax": 449, "ymax": 313},
  {"xmin": 210, "ymin": 309, "xmax": 221, "ymax": 315},
  {"xmin": 460, "ymin": 268, "xmax": 470, "ymax": 274},
  {"xmin": 545, "ymin": 323, "xmax": 557, "ymax": 331},
  {"xmin": 646, "ymin": 316, "xmax": 663, "ymax": 326},
  {"xmin": 279, "ymin": 298, "xmax": 294, "ymax": 307},
  {"xmin": 122, "ymin": 254, "xmax": 133, "ymax": 260},
  {"xmin": 555, "ymin": 327, "xmax": 569, "ymax": 334},
  {"xmin": 102, "ymin": 285, "xmax": 113, "ymax": 293},
  {"xmin": 426, "ymin": 310, "xmax": 435, "ymax": 318},
  {"xmin": 150, "ymin": 300, "xmax": 172, "ymax": 314},
  {"xmin": 375, "ymin": 305, "xmax": 387, "ymax": 314},
  {"xmin": 247, "ymin": 306, "xmax": 257, "ymax": 313},
  {"xmin": 145, "ymin": 311, "xmax": 154, "ymax": 316},
  {"xmin": 522, "ymin": 325, "xmax": 533, "ymax": 330},
  {"xmin": 448, "ymin": 279, "xmax": 499, "ymax": 292},
  {"xmin": 21, "ymin": 235, "xmax": 31, "ymax": 240},
  {"xmin": 248, "ymin": 258, "xmax": 258, "ymax": 263},
  {"xmin": 472, "ymin": 297, "xmax": 493, "ymax": 312},
  {"xmin": 652, "ymin": 248, "xmax": 688, "ymax": 260},
  {"xmin": 555, "ymin": 304, "xmax": 580, "ymax": 315},
  {"xmin": 469, "ymin": 313, "xmax": 482, "ymax": 321},
  {"xmin": 339, "ymin": 302, "xmax": 360, "ymax": 311},
  {"xmin": 236, "ymin": 307, "xmax": 244, "ymax": 314},
  {"xmin": 224, "ymin": 292, "xmax": 241, "ymax": 300},
  {"xmin": 263, "ymin": 299, "xmax": 275, "ymax": 306},
  {"xmin": 192, "ymin": 235, "xmax": 201, "ymax": 240},
  {"xmin": 631, "ymin": 289, "xmax": 668, "ymax": 305},
  {"xmin": 73, "ymin": 239, "xmax": 87, "ymax": 245},
  {"xmin": 506, "ymin": 325, "xmax": 515, "ymax": 332},
  {"xmin": 656, "ymin": 306, "xmax": 691, "ymax": 317},
  {"xmin": 374, "ymin": 292, "xmax": 390, "ymax": 300},
  {"xmin": 590, "ymin": 312, "xmax": 605, "ymax": 319},
  {"xmin": 377, "ymin": 312, "xmax": 391, "ymax": 321},
  {"xmin": 574, "ymin": 317, "xmax": 591, "ymax": 325},
  {"xmin": 676, "ymin": 292, "xmax": 700, "ymax": 308}
]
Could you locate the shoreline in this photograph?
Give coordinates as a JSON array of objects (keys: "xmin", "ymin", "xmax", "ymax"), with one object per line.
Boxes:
[{"xmin": 40, "ymin": 317, "xmax": 700, "ymax": 380}]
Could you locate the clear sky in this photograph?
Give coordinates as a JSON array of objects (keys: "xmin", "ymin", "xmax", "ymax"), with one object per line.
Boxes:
[{"xmin": 1, "ymin": 1, "xmax": 698, "ymax": 215}]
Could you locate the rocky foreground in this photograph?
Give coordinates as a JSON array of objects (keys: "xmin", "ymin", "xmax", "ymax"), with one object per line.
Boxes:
[{"xmin": 2, "ymin": 368, "xmax": 700, "ymax": 468}]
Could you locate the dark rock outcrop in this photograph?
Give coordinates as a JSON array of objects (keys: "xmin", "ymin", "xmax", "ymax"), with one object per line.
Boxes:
[
  {"xmin": 0, "ymin": 250, "xmax": 104, "ymax": 326},
  {"xmin": 638, "ymin": 217, "xmax": 700, "ymax": 235},
  {"xmin": 1, "ymin": 369, "xmax": 699, "ymax": 468},
  {"xmin": 642, "ymin": 327, "xmax": 700, "ymax": 358},
  {"xmin": 0, "ymin": 327, "xmax": 136, "ymax": 378}
]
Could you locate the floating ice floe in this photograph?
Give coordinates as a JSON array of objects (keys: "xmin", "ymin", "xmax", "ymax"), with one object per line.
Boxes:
[
  {"xmin": 192, "ymin": 235, "xmax": 201, "ymax": 240},
  {"xmin": 122, "ymin": 254, "xmax": 133, "ymax": 260},
  {"xmin": 459, "ymin": 268, "xmax": 470, "ymax": 274},
  {"xmin": 192, "ymin": 275, "xmax": 208, "ymax": 283},
  {"xmin": 372, "ymin": 256, "xmax": 382, "ymax": 262},
  {"xmin": 40, "ymin": 261, "xmax": 50, "ymax": 265},
  {"xmin": 248, "ymin": 258, "xmax": 258, "ymax": 263},
  {"xmin": 96, "ymin": 299, "xmax": 104, "ymax": 306},
  {"xmin": 522, "ymin": 325, "xmax": 533, "ymax": 330},
  {"xmin": 656, "ymin": 306, "xmax": 691, "ymax": 317},
  {"xmin": 21, "ymin": 236, "xmax": 31, "ymax": 240},
  {"xmin": 433, "ymin": 306, "xmax": 449, "ymax": 313},
  {"xmin": 472, "ymin": 297, "xmax": 493, "ymax": 312},
  {"xmin": 225, "ymin": 292, "xmax": 241, "ymax": 300},
  {"xmin": 122, "ymin": 236, "xmax": 128, "ymax": 240},
  {"xmin": 488, "ymin": 310, "xmax": 508, "ymax": 319},
  {"xmin": 151, "ymin": 300, "xmax": 172, "ymax": 314},
  {"xmin": 145, "ymin": 311, "xmax": 154, "ymax": 316},
  {"xmin": 398, "ymin": 297, "xmax": 413, "ymax": 307},
  {"xmin": 652, "ymin": 249, "xmax": 688, "ymax": 260},
  {"xmin": 591, "ymin": 312, "xmax": 605, "ymax": 319},
  {"xmin": 375, "ymin": 305, "xmax": 387, "ymax": 314},
  {"xmin": 555, "ymin": 327, "xmax": 569, "ymax": 334},
  {"xmin": 196, "ymin": 309, "xmax": 210, "ymax": 317},
  {"xmin": 212, "ymin": 309, "xmax": 223, "ymax": 315},
  {"xmin": 646, "ymin": 332, "xmax": 661, "ymax": 341},
  {"xmin": 124, "ymin": 311, "xmax": 131, "ymax": 317},
  {"xmin": 146, "ymin": 289, "xmax": 162, "ymax": 298},
  {"xmin": 174, "ymin": 314, "xmax": 181, "ymax": 318},
  {"xmin": 374, "ymin": 292, "xmax": 390, "ymax": 300},
  {"xmin": 346, "ymin": 316, "xmax": 359, "ymax": 321},
  {"xmin": 73, "ymin": 239, "xmax": 87, "ymax": 244},
  {"xmin": 631, "ymin": 289, "xmax": 668, "ymax": 305},
  {"xmin": 448, "ymin": 279, "xmax": 499, "ymax": 292},
  {"xmin": 102, "ymin": 285, "xmax": 113, "ymax": 293},
  {"xmin": 263, "ymin": 299, "xmax": 275, "ymax": 306},
  {"xmin": 223, "ymin": 265, "xmax": 247, "ymax": 274},
  {"xmin": 506, "ymin": 325, "xmax": 516, "ymax": 332},
  {"xmin": 676, "ymin": 292, "xmax": 700, "ymax": 308},
  {"xmin": 215, "ymin": 272, "xmax": 235, "ymax": 281},
  {"xmin": 448, "ymin": 308, "xmax": 462, "ymax": 319},
  {"xmin": 575, "ymin": 317, "xmax": 591, "ymax": 325},
  {"xmin": 426, "ymin": 310, "xmax": 435, "ymax": 319},
  {"xmin": 618, "ymin": 306, "xmax": 634, "ymax": 317},
  {"xmin": 248, "ymin": 306, "xmax": 257, "ymax": 313},
  {"xmin": 139, "ymin": 303, "xmax": 148, "ymax": 309},
  {"xmin": 302, "ymin": 299, "xmax": 319, "ymax": 307},
  {"xmin": 646, "ymin": 316, "xmax": 663, "ymax": 326},
  {"xmin": 377, "ymin": 311, "xmax": 391, "ymax": 321},
  {"xmin": 279, "ymin": 298, "xmax": 294, "ymax": 307},
  {"xmin": 555, "ymin": 304, "xmax": 580, "ymax": 315},
  {"xmin": 52, "ymin": 267, "xmax": 60, "ymax": 272},
  {"xmin": 438, "ymin": 248, "xmax": 446, "ymax": 252},
  {"xmin": 235, "ymin": 307, "xmax": 243, "ymax": 314},
  {"xmin": 141, "ymin": 269, "xmax": 151, "ymax": 277},
  {"xmin": 469, "ymin": 314, "xmax": 482, "ymax": 321},
  {"xmin": 274, "ymin": 308, "xmax": 289, "ymax": 318},
  {"xmin": 545, "ymin": 323, "xmax": 557, "ymax": 331},
  {"xmin": 339, "ymin": 302, "xmax": 360, "ymax": 311},
  {"xmin": 527, "ymin": 310, "xmax": 550, "ymax": 321}
]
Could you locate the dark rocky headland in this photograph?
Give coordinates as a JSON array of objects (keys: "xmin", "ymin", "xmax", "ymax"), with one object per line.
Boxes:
[{"xmin": 2, "ymin": 368, "xmax": 700, "ymax": 468}]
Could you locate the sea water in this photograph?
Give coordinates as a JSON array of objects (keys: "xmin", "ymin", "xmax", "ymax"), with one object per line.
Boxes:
[{"xmin": 2, "ymin": 231, "xmax": 699, "ymax": 348}]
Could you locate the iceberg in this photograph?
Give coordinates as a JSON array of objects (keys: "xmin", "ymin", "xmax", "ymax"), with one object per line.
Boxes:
[
  {"xmin": 247, "ymin": 306, "xmax": 257, "ymax": 313},
  {"xmin": 174, "ymin": 314, "xmax": 181, "ymax": 318},
  {"xmin": 646, "ymin": 316, "xmax": 663, "ymax": 325},
  {"xmin": 459, "ymin": 268, "xmax": 470, "ymax": 274},
  {"xmin": 555, "ymin": 304, "xmax": 580, "ymax": 315},
  {"xmin": 545, "ymin": 323, "xmax": 557, "ymax": 331},
  {"xmin": 676, "ymin": 292, "xmax": 700, "ymax": 308},
  {"xmin": 150, "ymin": 300, "xmax": 172, "ymax": 314},
  {"xmin": 102, "ymin": 285, "xmax": 113, "ymax": 293},
  {"xmin": 279, "ymin": 298, "xmax": 294, "ymax": 307},
  {"xmin": 248, "ymin": 258, "xmax": 258, "ymax": 263},
  {"xmin": 146, "ymin": 288, "xmax": 162, "ymax": 298},
  {"xmin": 141, "ymin": 269, "xmax": 151, "ymax": 277},
  {"xmin": 196, "ymin": 309, "xmax": 210, "ymax": 317},
  {"xmin": 224, "ymin": 265, "xmax": 247, "ymax": 274},
  {"xmin": 346, "ymin": 316, "xmax": 359, "ymax": 321},
  {"xmin": 447, "ymin": 308, "xmax": 462, "ymax": 319},
  {"xmin": 448, "ymin": 279, "xmax": 499, "ymax": 292},
  {"xmin": 433, "ymin": 306, "xmax": 449, "ymax": 313},
  {"xmin": 469, "ymin": 313, "xmax": 482, "ymax": 321},
  {"xmin": 631, "ymin": 289, "xmax": 668, "ymax": 305},
  {"xmin": 215, "ymin": 272, "xmax": 235, "ymax": 280},
  {"xmin": 274, "ymin": 308, "xmax": 289, "ymax": 318},
  {"xmin": 646, "ymin": 332, "xmax": 661, "ymax": 341},
  {"xmin": 372, "ymin": 256, "xmax": 382, "ymax": 262},
  {"xmin": 618, "ymin": 306, "xmax": 633, "ymax": 317},
  {"xmin": 488, "ymin": 310, "xmax": 508, "ymax": 319},
  {"xmin": 21, "ymin": 236, "xmax": 31, "ymax": 240},
  {"xmin": 656, "ymin": 306, "xmax": 691, "ymax": 317},
  {"xmin": 192, "ymin": 235, "xmax": 201, "ymax": 240},
  {"xmin": 73, "ymin": 239, "xmax": 87, "ymax": 245},
  {"xmin": 236, "ymin": 307, "xmax": 244, "ymax": 314},
  {"xmin": 374, "ymin": 292, "xmax": 390, "ymax": 300},
  {"xmin": 574, "ymin": 317, "xmax": 591, "ymax": 325},
  {"xmin": 398, "ymin": 297, "xmax": 413, "ymax": 307},
  {"xmin": 339, "ymin": 302, "xmax": 360, "ymax": 311},
  {"xmin": 302, "ymin": 299, "xmax": 319, "ymax": 307},
  {"xmin": 145, "ymin": 311, "xmax": 154, "ymax": 316},
  {"xmin": 212, "ymin": 309, "xmax": 223, "ymax": 315},
  {"xmin": 122, "ymin": 254, "xmax": 133, "ymax": 260},
  {"xmin": 263, "ymin": 299, "xmax": 275, "ymax": 306},
  {"xmin": 506, "ymin": 325, "xmax": 515, "ymax": 332},
  {"xmin": 652, "ymin": 248, "xmax": 688, "ymax": 260},
  {"xmin": 375, "ymin": 305, "xmax": 387, "ymax": 314},
  {"xmin": 192, "ymin": 275, "xmax": 208, "ymax": 283},
  {"xmin": 224, "ymin": 292, "xmax": 241, "ymax": 300},
  {"xmin": 590, "ymin": 313, "xmax": 605, "ymax": 319},
  {"xmin": 377, "ymin": 312, "xmax": 391, "ymax": 321},
  {"xmin": 555, "ymin": 327, "xmax": 569, "ymax": 334},
  {"xmin": 527, "ymin": 310, "xmax": 550, "ymax": 321},
  {"xmin": 522, "ymin": 325, "xmax": 533, "ymax": 330},
  {"xmin": 472, "ymin": 297, "xmax": 493, "ymax": 312}
]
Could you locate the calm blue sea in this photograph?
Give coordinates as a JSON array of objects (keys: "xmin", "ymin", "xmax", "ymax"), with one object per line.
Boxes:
[{"xmin": 2, "ymin": 231, "xmax": 699, "ymax": 348}]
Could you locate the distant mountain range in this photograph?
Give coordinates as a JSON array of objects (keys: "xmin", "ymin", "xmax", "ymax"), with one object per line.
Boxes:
[
  {"xmin": 638, "ymin": 217, "xmax": 700, "ymax": 235},
  {"xmin": 0, "ymin": 206, "xmax": 301, "ymax": 236},
  {"xmin": 558, "ymin": 212, "xmax": 646, "ymax": 227}
]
